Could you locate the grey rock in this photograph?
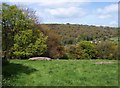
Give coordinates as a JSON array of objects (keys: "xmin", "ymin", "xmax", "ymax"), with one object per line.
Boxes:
[{"xmin": 29, "ymin": 57, "xmax": 51, "ymax": 60}]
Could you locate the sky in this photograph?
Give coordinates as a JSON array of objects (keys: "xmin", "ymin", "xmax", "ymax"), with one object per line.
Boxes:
[{"xmin": 1, "ymin": 0, "xmax": 119, "ymax": 27}]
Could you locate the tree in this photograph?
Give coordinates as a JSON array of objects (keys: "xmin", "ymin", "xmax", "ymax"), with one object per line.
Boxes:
[
  {"xmin": 2, "ymin": 3, "xmax": 38, "ymax": 59},
  {"xmin": 66, "ymin": 45, "xmax": 84, "ymax": 59},
  {"xmin": 11, "ymin": 30, "xmax": 47, "ymax": 59},
  {"xmin": 96, "ymin": 41, "xmax": 118, "ymax": 59},
  {"xmin": 65, "ymin": 41, "xmax": 96, "ymax": 59},
  {"xmin": 77, "ymin": 41, "xmax": 96, "ymax": 59},
  {"xmin": 36, "ymin": 24, "xmax": 64, "ymax": 59}
]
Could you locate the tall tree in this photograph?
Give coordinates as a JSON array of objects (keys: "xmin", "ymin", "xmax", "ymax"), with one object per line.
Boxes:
[
  {"xmin": 36, "ymin": 24, "xmax": 64, "ymax": 59},
  {"xmin": 2, "ymin": 3, "xmax": 38, "ymax": 60}
]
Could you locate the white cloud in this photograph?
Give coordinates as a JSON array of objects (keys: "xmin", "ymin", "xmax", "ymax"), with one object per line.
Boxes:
[
  {"xmin": 98, "ymin": 14, "xmax": 112, "ymax": 19},
  {"xmin": 37, "ymin": 0, "xmax": 69, "ymax": 6},
  {"xmin": 45, "ymin": 7, "xmax": 87, "ymax": 18},
  {"xmin": 2, "ymin": 0, "xmax": 90, "ymax": 3},
  {"xmin": 97, "ymin": 4, "xmax": 118, "ymax": 19},
  {"xmin": 36, "ymin": 0, "xmax": 90, "ymax": 7},
  {"xmin": 97, "ymin": 4, "xmax": 118, "ymax": 14},
  {"xmin": 1, "ymin": 0, "xmax": 119, "ymax": 2}
]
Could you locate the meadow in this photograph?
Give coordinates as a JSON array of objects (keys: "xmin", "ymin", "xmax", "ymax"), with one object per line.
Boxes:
[
  {"xmin": 2, "ymin": 60, "xmax": 118, "ymax": 86},
  {"xmin": 2, "ymin": 3, "xmax": 119, "ymax": 87}
]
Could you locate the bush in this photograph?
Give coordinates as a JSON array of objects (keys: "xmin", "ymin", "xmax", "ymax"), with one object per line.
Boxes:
[
  {"xmin": 65, "ymin": 41, "xmax": 97, "ymax": 59},
  {"xmin": 78, "ymin": 41, "xmax": 96, "ymax": 59},
  {"xmin": 96, "ymin": 41, "xmax": 118, "ymax": 59},
  {"xmin": 11, "ymin": 30, "xmax": 47, "ymax": 59},
  {"xmin": 77, "ymin": 41, "xmax": 97, "ymax": 59}
]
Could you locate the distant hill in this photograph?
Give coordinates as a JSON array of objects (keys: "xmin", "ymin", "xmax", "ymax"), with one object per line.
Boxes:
[{"xmin": 40, "ymin": 24, "xmax": 118, "ymax": 45}]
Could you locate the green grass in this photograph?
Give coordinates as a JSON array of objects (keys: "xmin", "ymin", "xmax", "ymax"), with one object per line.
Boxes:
[
  {"xmin": 2, "ymin": 60, "xmax": 118, "ymax": 86},
  {"xmin": 109, "ymin": 37, "xmax": 118, "ymax": 43}
]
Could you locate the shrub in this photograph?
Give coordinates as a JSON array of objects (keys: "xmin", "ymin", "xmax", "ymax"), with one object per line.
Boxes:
[
  {"xmin": 96, "ymin": 41, "xmax": 118, "ymax": 59},
  {"xmin": 77, "ymin": 41, "xmax": 97, "ymax": 59},
  {"xmin": 11, "ymin": 30, "xmax": 47, "ymax": 59},
  {"xmin": 65, "ymin": 41, "xmax": 97, "ymax": 59}
]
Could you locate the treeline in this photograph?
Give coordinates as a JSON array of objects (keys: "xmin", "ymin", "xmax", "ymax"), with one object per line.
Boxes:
[{"xmin": 2, "ymin": 3, "xmax": 118, "ymax": 62}]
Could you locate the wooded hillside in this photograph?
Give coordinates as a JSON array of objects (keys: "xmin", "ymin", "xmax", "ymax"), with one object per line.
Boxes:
[{"xmin": 41, "ymin": 24, "xmax": 118, "ymax": 45}]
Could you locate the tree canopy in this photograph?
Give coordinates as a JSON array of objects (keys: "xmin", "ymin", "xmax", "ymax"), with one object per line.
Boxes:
[
  {"xmin": 12, "ymin": 30, "xmax": 47, "ymax": 59},
  {"xmin": 2, "ymin": 3, "xmax": 41, "ymax": 60}
]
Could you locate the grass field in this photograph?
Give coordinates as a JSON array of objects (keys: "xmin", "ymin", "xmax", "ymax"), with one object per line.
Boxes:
[
  {"xmin": 109, "ymin": 37, "xmax": 118, "ymax": 43},
  {"xmin": 2, "ymin": 60, "xmax": 118, "ymax": 86}
]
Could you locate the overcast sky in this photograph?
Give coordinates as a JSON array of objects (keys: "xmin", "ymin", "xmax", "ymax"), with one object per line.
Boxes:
[{"xmin": 1, "ymin": 0, "xmax": 119, "ymax": 27}]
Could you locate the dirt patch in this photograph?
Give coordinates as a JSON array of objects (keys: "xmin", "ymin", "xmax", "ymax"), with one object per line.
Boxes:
[{"xmin": 95, "ymin": 62, "xmax": 114, "ymax": 64}]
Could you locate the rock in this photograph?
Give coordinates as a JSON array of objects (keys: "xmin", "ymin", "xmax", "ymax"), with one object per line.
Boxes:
[{"xmin": 29, "ymin": 57, "xmax": 51, "ymax": 61}]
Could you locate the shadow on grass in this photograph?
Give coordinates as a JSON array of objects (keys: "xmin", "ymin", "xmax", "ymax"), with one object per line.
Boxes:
[{"xmin": 2, "ymin": 62, "xmax": 37, "ymax": 79}]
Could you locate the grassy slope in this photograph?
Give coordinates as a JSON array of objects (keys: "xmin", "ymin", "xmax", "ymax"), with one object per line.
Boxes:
[{"xmin": 3, "ymin": 60, "xmax": 118, "ymax": 86}]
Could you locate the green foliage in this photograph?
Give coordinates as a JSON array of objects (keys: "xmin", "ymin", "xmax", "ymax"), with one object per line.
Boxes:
[
  {"xmin": 2, "ymin": 3, "xmax": 38, "ymax": 59},
  {"xmin": 42, "ymin": 24, "xmax": 118, "ymax": 45},
  {"xmin": 64, "ymin": 40, "xmax": 118, "ymax": 60},
  {"xmin": 12, "ymin": 30, "xmax": 47, "ymax": 59},
  {"xmin": 78, "ymin": 41, "xmax": 96, "ymax": 59},
  {"xmin": 65, "ymin": 41, "xmax": 96, "ymax": 59},
  {"xmin": 96, "ymin": 41, "xmax": 118, "ymax": 60},
  {"xmin": 109, "ymin": 37, "xmax": 118, "ymax": 44},
  {"xmin": 65, "ymin": 45, "xmax": 78, "ymax": 59}
]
